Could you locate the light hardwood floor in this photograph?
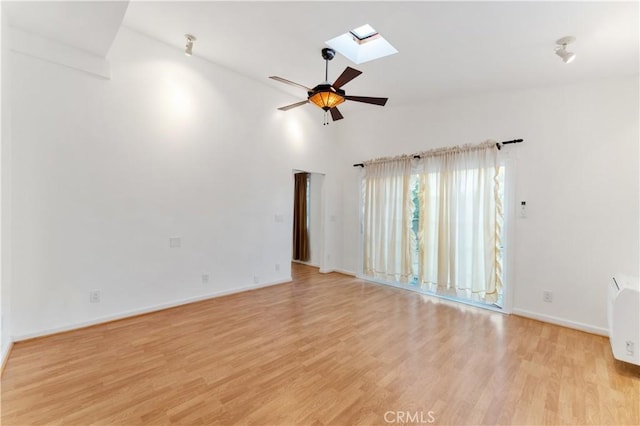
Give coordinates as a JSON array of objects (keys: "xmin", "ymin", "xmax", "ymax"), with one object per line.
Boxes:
[{"xmin": 2, "ymin": 264, "xmax": 639, "ymax": 425}]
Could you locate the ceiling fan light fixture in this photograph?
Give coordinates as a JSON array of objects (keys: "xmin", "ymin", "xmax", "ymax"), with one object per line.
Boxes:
[
  {"xmin": 555, "ymin": 36, "xmax": 576, "ymax": 64},
  {"xmin": 308, "ymin": 85, "xmax": 345, "ymax": 111}
]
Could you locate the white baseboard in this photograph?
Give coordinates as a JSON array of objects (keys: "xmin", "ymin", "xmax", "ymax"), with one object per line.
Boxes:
[
  {"xmin": 292, "ymin": 260, "xmax": 320, "ymax": 268},
  {"xmin": 12, "ymin": 278, "xmax": 292, "ymax": 342},
  {"xmin": 319, "ymin": 268, "xmax": 356, "ymax": 276},
  {"xmin": 1, "ymin": 341, "xmax": 14, "ymax": 375},
  {"xmin": 512, "ymin": 308, "xmax": 609, "ymax": 336},
  {"xmin": 355, "ymin": 276, "xmax": 607, "ymax": 335}
]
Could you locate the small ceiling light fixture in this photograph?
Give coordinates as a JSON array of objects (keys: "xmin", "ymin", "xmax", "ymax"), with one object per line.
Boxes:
[
  {"xmin": 555, "ymin": 36, "xmax": 576, "ymax": 64},
  {"xmin": 184, "ymin": 34, "xmax": 196, "ymax": 56}
]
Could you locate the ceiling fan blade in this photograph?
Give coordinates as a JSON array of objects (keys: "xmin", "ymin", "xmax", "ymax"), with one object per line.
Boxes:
[
  {"xmin": 269, "ymin": 76, "xmax": 312, "ymax": 92},
  {"xmin": 344, "ymin": 95, "xmax": 388, "ymax": 106},
  {"xmin": 330, "ymin": 107, "xmax": 344, "ymax": 121},
  {"xmin": 332, "ymin": 67, "xmax": 363, "ymax": 89},
  {"xmin": 277, "ymin": 100, "xmax": 310, "ymax": 111}
]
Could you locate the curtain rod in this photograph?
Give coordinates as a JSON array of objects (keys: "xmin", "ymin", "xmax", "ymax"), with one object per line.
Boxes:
[{"xmin": 352, "ymin": 139, "xmax": 524, "ymax": 167}]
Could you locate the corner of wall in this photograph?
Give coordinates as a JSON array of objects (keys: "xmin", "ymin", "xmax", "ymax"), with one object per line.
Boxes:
[
  {"xmin": 10, "ymin": 27, "xmax": 111, "ymax": 79},
  {"xmin": 1, "ymin": 3, "xmax": 15, "ymax": 367}
]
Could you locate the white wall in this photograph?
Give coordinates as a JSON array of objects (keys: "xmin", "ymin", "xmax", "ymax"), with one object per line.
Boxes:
[
  {"xmin": 6, "ymin": 22, "xmax": 637, "ymax": 345},
  {"xmin": 9, "ymin": 27, "xmax": 342, "ymax": 339},
  {"xmin": 308, "ymin": 173, "xmax": 324, "ymax": 267},
  {"xmin": 338, "ymin": 77, "xmax": 639, "ymax": 334},
  {"xmin": 1, "ymin": 6, "xmax": 14, "ymax": 365}
]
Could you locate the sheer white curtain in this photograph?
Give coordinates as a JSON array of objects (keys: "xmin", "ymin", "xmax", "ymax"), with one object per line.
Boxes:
[
  {"xmin": 363, "ymin": 158, "xmax": 414, "ymax": 283},
  {"xmin": 417, "ymin": 142, "xmax": 502, "ymax": 303}
]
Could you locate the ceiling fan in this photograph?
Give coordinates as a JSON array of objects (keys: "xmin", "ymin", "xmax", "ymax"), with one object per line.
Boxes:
[{"xmin": 269, "ymin": 48, "xmax": 388, "ymax": 124}]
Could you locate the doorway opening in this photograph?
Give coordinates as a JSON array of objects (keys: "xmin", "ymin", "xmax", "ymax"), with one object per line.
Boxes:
[{"xmin": 292, "ymin": 171, "xmax": 325, "ymax": 268}]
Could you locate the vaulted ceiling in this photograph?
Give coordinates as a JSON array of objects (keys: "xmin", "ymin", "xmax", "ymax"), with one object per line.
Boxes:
[
  {"xmin": 4, "ymin": 1, "xmax": 639, "ymax": 108},
  {"xmin": 3, "ymin": 1, "xmax": 128, "ymax": 57}
]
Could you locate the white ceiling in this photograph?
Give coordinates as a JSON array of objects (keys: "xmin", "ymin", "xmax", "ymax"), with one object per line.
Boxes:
[
  {"xmin": 122, "ymin": 1, "xmax": 639, "ymax": 107},
  {"xmin": 4, "ymin": 1, "xmax": 638, "ymax": 108}
]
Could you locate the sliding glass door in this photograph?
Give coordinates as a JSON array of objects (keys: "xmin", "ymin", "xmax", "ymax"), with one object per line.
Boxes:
[{"xmin": 362, "ymin": 142, "xmax": 506, "ymax": 309}]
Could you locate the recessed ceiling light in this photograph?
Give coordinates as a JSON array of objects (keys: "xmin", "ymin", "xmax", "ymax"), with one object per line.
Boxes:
[{"xmin": 326, "ymin": 24, "xmax": 397, "ymax": 65}]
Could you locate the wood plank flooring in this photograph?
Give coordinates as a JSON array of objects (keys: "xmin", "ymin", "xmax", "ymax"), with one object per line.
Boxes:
[{"xmin": 2, "ymin": 263, "xmax": 639, "ymax": 425}]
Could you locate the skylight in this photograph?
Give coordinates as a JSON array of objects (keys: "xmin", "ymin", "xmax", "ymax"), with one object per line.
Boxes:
[
  {"xmin": 350, "ymin": 24, "xmax": 378, "ymax": 41},
  {"xmin": 326, "ymin": 24, "xmax": 398, "ymax": 65}
]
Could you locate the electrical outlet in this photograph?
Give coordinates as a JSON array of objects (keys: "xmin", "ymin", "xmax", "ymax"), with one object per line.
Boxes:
[
  {"xmin": 202, "ymin": 274, "xmax": 209, "ymax": 284},
  {"xmin": 253, "ymin": 276, "xmax": 260, "ymax": 284},
  {"xmin": 169, "ymin": 237, "xmax": 181, "ymax": 248},
  {"xmin": 90, "ymin": 290, "xmax": 101, "ymax": 303},
  {"xmin": 275, "ymin": 263, "xmax": 280, "ymax": 271},
  {"xmin": 626, "ymin": 341, "xmax": 635, "ymax": 356},
  {"xmin": 543, "ymin": 291, "xmax": 553, "ymax": 303}
]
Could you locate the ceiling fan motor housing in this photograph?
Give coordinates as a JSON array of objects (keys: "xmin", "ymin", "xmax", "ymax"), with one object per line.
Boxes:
[{"xmin": 321, "ymin": 48, "xmax": 336, "ymax": 61}]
